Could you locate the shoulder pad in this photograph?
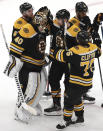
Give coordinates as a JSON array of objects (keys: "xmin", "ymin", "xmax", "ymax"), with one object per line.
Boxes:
[
  {"xmin": 67, "ymin": 25, "xmax": 81, "ymax": 37},
  {"xmin": 19, "ymin": 24, "xmax": 37, "ymax": 38},
  {"xmin": 70, "ymin": 46, "xmax": 80, "ymax": 54},
  {"xmin": 53, "ymin": 19, "xmax": 60, "ymax": 28},
  {"xmin": 69, "ymin": 17, "xmax": 80, "ymax": 27},
  {"xmin": 70, "ymin": 43, "xmax": 98, "ymax": 55},
  {"xmin": 88, "ymin": 43, "xmax": 98, "ymax": 50},
  {"xmin": 14, "ymin": 17, "xmax": 28, "ymax": 30}
]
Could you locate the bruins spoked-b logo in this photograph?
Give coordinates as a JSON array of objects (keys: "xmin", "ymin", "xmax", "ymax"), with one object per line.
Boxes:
[
  {"xmin": 73, "ymin": 28, "xmax": 79, "ymax": 32},
  {"xmin": 56, "ymin": 36, "xmax": 64, "ymax": 48},
  {"xmin": 23, "ymin": 28, "xmax": 29, "ymax": 33},
  {"xmin": 37, "ymin": 40, "xmax": 46, "ymax": 54},
  {"xmin": 71, "ymin": 20, "xmax": 76, "ymax": 24},
  {"xmin": 17, "ymin": 21, "xmax": 22, "ymax": 24}
]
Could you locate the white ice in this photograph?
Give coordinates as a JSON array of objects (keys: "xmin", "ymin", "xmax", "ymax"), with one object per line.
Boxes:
[{"xmin": 0, "ymin": 0, "xmax": 103, "ymax": 131}]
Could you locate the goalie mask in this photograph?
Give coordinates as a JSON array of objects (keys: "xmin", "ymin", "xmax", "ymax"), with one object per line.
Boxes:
[{"xmin": 33, "ymin": 8, "xmax": 49, "ymax": 33}]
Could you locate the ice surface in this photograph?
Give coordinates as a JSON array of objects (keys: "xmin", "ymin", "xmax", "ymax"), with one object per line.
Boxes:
[{"xmin": 0, "ymin": 0, "xmax": 103, "ymax": 131}]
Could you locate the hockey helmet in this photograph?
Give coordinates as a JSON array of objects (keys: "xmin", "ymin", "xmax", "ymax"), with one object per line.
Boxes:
[
  {"xmin": 56, "ymin": 9, "xmax": 70, "ymax": 20},
  {"xmin": 75, "ymin": 2, "xmax": 88, "ymax": 13},
  {"xmin": 77, "ymin": 30, "xmax": 92, "ymax": 45},
  {"xmin": 20, "ymin": 2, "xmax": 33, "ymax": 14}
]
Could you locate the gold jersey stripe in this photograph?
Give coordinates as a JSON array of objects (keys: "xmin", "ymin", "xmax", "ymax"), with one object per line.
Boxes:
[
  {"xmin": 64, "ymin": 114, "xmax": 72, "ymax": 117},
  {"xmin": 51, "ymin": 90, "xmax": 60, "ymax": 93},
  {"xmin": 70, "ymin": 75, "xmax": 92, "ymax": 82},
  {"xmin": 21, "ymin": 59, "xmax": 45, "ymax": 66},
  {"xmin": 61, "ymin": 50, "xmax": 65, "ymax": 62},
  {"xmin": 8, "ymin": 57, "xmax": 16, "ymax": 74},
  {"xmin": 50, "ymin": 49, "xmax": 54, "ymax": 52},
  {"xmin": 49, "ymin": 54, "xmax": 54, "ymax": 58},
  {"xmin": 74, "ymin": 107, "xmax": 84, "ymax": 112},
  {"xmin": 69, "ymin": 80, "xmax": 92, "ymax": 86},
  {"xmin": 64, "ymin": 109, "xmax": 74, "ymax": 113},
  {"xmin": 56, "ymin": 50, "xmax": 60, "ymax": 61},
  {"xmin": 22, "ymin": 55, "xmax": 45, "ymax": 62},
  {"xmin": 52, "ymin": 94, "xmax": 61, "ymax": 98},
  {"xmin": 11, "ymin": 43, "xmax": 24, "ymax": 51},
  {"xmin": 74, "ymin": 102, "xmax": 83, "ymax": 107},
  {"xmin": 10, "ymin": 48, "xmax": 22, "ymax": 55}
]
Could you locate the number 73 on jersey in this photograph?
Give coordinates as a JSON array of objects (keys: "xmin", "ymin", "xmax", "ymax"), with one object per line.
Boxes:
[{"xmin": 80, "ymin": 59, "xmax": 94, "ymax": 77}]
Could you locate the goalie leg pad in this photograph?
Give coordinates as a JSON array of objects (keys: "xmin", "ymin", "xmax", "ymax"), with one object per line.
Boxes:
[
  {"xmin": 14, "ymin": 105, "xmax": 32, "ymax": 123},
  {"xmin": 24, "ymin": 68, "xmax": 47, "ymax": 108},
  {"xmin": 4, "ymin": 55, "xmax": 23, "ymax": 78}
]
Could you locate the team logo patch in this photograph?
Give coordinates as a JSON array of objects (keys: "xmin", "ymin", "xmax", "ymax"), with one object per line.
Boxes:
[
  {"xmin": 73, "ymin": 28, "xmax": 79, "ymax": 32},
  {"xmin": 72, "ymin": 20, "xmax": 76, "ymax": 24},
  {"xmin": 17, "ymin": 21, "xmax": 22, "ymax": 24},
  {"xmin": 75, "ymin": 46, "xmax": 79, "ymax": 50},
  {"xmin": 23, "ymin": 28, "xmax": 29, "ymax": 33}
]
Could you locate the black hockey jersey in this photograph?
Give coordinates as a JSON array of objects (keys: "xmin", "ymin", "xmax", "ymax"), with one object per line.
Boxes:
[
  {"xmin": 69, "ymin": 16, "xmax": 91, "ymax": 31},
  {"xmin": 49, "ymin": 19, "xmax": 61, "ymax": 60},
  {"xmin": 54, "ymin": 43, "xmax": 101, "ymax": 88},
  {"xmin": 10, "ymin": 23, "xmax": 46, "ymax": 72},
  {"xmin": 69, "ymin": 17, "xmax": 102, "ymax": 48},
  {"xmin": 49, "ymin": 19, "xmax": 80, "ymax": 60}
]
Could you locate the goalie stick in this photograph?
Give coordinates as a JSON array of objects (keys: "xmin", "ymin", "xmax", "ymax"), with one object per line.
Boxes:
[
  {"xmin": 63, "ymin": 21, "xmax": 68, "ymax": 50},
  {"xmin": 0, "ymin": 24, "xmax": 37, "ymax": 115},
  {"xmin": 43, "ymin": 35, "xmax": 53, "ymax": 97},
  {"xmin": 100, "ymin": 25, "xmax": 103, "ymax": 107}
]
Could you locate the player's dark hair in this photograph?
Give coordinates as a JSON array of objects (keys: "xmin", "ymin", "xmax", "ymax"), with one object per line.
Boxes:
[{"xmin": 19, "ymin": 2, "xmax": 33, "ymax": 14}]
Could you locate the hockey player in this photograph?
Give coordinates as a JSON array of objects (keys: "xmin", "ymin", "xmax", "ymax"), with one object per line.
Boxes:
[
  {"xmin": 12, "ymin": 2, "xmax": 34, "ymax": 39},
  {"xmin": 69, "ymin": 2, "xmax": 91, "ymax": 31},
  {"xmin": 69, "ymin": 1, "xmax": 99, "ymax": 103},
  {"xmin": 53, "ymin": 30, "xmax": 101, "ymax": 129},
  {"xmin": 44, "ymin": 9, "xmax": 70, "ymax": 116},
  {"xmin": 4, "ymin": 6, "xmax": 53, "ymax": 122},
  {"xmin": 44, "ymin": 9, "xmax": 81, "ymax": 116},
  {"xmin": 92, "ymin": 13, "xmax": 103, "ymax": 48},
  {"xmin": 92, "ymin": 13, "xmax": 103, "ymax": 107}
]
